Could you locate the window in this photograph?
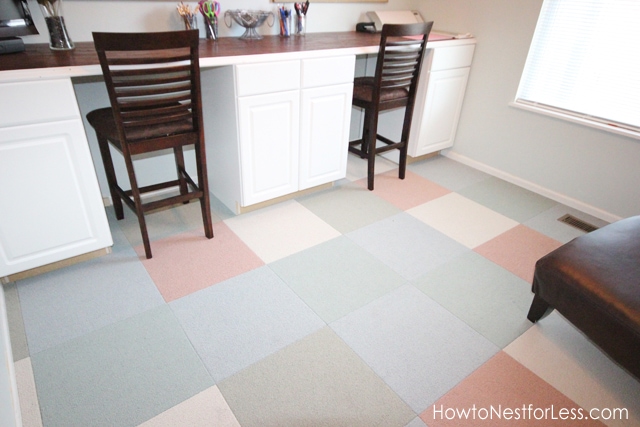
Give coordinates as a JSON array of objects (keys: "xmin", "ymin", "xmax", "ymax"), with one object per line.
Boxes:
[{"xmin": 514, "ymin": 0, "xmax": 640, "ymax": 137}]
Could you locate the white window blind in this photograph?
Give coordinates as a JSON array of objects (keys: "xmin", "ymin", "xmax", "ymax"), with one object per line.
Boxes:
[{"xmin": 516, "ymin": 0, "xmax": 640, "ymax": 133}]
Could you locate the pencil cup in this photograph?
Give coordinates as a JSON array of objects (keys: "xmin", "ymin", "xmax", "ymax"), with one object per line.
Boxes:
[
  {"xmin": 279, "ymin": 10, "xmax": 292, "ymax": 37},
  {"xmin": 295, "ymin": 15, "xmax": 306, "ymax": 36},
  {"xmin": 205, "ymin": 19, "xmax": 218, "ymax": 40}
]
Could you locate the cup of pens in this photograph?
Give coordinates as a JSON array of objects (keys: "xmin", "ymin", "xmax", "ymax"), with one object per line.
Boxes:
[
  {"xmin": 199, "ymin": 0, "xmax": 220, "ymax": 40},
  {"xmin": 294, "ymin": 1, "xmax": 309, "ymax": 36},
  {"xmin": 277, "ymin": 4, "xmax": 292, "ymax": 37}
]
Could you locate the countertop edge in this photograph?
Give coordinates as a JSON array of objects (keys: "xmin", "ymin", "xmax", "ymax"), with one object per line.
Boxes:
[{"xmin": 0, "ymin": 32, "xmax": 475, "ymax": 84}]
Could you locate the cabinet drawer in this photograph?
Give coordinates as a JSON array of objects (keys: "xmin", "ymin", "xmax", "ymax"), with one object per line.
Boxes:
[
  {"xmin": 301, "ymin": 55, "xmax": 356, "ymax": 88},
  {"xmin": 0, "ymin": 79, "xmax": 80, "ymax": 128},
  {"xmin": 236, "ymin": 60, "xmax": 300, "ymax": 97},
  {"xmin": 431, "ymin": 44, "xmax": 475, "ymax": 71}
]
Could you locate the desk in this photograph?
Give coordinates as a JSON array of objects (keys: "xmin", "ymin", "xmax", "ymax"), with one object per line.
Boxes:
[
  {"xmin": 0, "ymin": 31, "xmax": 469, "ymax": 77},
  {"xmin": 0, "ymin": 32, "xmax": 474, "ymax": 277}
]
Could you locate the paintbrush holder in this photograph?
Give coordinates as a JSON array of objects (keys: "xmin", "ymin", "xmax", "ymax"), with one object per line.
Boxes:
[{"xmin": 183, "ymin": 14, "xmax": 197, "ymax": 30}]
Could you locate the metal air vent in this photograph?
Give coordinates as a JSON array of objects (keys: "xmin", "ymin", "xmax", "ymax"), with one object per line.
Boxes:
[{"xmin": 558, "ymin": 214, "xmax": 599, "ymax": 233}]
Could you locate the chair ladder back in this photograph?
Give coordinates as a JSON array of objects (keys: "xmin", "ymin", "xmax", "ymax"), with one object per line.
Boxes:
[
  {"xmin": 93, "ymin": 30, "xmax": 203, "ymax": 144},
  {"xmin": 374, "ymin": 22, "xmax": 433, "ymax": 103}
]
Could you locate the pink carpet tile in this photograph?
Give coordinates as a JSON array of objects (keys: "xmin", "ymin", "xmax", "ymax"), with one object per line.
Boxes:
[
  {"xmin": 135, "ymin": 222, "xmax": 264, "ymax": 302},
  {"xmin": 356, "ymin": 170, "xmax": 451, "ymax": 210},
  {"xmin": 474, "ymin": 224, "xmax": 563, "ymax": 283},
  {"xmin": 421, "ymin": 351, "xmax": 607, "ymax": 426}
]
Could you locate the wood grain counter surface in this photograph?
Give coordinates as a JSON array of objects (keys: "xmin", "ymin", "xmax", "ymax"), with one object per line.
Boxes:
[{"xmin": 0, "ymin": 32, "xmax": 382, "ymax": 72}]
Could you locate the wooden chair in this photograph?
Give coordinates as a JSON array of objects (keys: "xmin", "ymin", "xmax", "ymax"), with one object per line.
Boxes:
[
  {"xmin": 349, "ymin": 22, "xmax": 433, "ymax": 190},
  {"xmin": 86, "ymin": 30, "xmax": 213, "ymax": 259}
]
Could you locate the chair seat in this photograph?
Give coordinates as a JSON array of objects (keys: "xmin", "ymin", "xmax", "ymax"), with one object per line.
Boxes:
[
  {"xmin": 86, "ymin": 107, "xmax": 194, "ymax": 147},
  {"xmin": 353, "ymin": 76, "xmax": 410, "ymax": 104}
]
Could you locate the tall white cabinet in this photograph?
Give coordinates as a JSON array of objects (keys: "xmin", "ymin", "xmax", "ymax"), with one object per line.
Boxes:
[
  {"xmin": 409, "ymin": 43, "xmax": 475, "ymax": 156},
  {"xmin": 0, "ymin": 78, "xmax": 112, "ymax": 278},
  {"xmin": 203, "ymin": 55, "xmax": 355, "ymax": 213}
]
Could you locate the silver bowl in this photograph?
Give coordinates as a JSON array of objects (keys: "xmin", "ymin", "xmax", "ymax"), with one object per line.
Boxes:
[{"xmin": 224, "ymin": 10, "xmax": 274, "ymax": 40}]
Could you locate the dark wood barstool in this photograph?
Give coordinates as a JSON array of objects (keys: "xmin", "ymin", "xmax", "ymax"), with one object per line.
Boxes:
[
  {"xmin": 86, "ymin": 30, "xmax": 213, "ymax": 259},
  {"xmin": 349, "ymin": 22, "xmax": 433, "ymax": 190}
]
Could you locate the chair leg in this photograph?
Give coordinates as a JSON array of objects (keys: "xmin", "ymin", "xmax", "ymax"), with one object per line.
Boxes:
[
  {"xmin": 361, "ymin": 109, "xmax": 371, "ymax": 158},
  {"xmin": 173, "ymin": 146, "xmax": 189, "ymax": 204},
  {"xmin": 96, "ymin": 134, "xmax": 124, "ymax": 220},
  {"xmin": 527, "ymin": 294, "xmax": 553, "ymax": 322},
  {"xmin": 122, "ymin": 154, "xmax": 153, "ymax": 259},
  {"xmin": 398, "ymin": 106, "xmax": 414, "ymax": 181},
  {"xmin": 194, "ymin": 141, "xmax": 214, "ymax": 239},
  {"xmin": 366, "ymin": 110, "xmax": 379, "ymax": 191},
  {"xmin": 398, "ymin": 141, "xmax": 408, "ymax": 181}
]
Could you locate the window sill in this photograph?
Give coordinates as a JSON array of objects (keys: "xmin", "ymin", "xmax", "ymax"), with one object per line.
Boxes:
[{"xmin": 509, "ymin": 101, "xmax": 640, "ymax": 141}]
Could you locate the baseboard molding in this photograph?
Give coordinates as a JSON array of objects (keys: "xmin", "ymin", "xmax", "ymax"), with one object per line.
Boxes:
[
  {"xmin": 236, "ymin": 183, "xmax": 333, "ymax": 215},
  {"xmin": 1, "ymin": 247, "xmax": 111, "ymax": 284},
  {"xmin": 407, "ymin": 151, "xmax": 440, "ymax": 164},
  {"xmin": 443, "ymin": 151, "xmax": 622, "ymax": 224}
]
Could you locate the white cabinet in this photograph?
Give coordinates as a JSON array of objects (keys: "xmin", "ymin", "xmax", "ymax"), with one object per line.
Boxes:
[
  {"xmin": 408, "ymin": 44, "xmax": 474, "ymax": 157},
  {"xmin": 237, "ymin": 90, "xmax": 300, "ymax": 206},
  {"xmin": 0, "ymin": 79, "xmax": 112, "ymax": 278},
  {"xmin": 299, "ymin": 83, "xmax": 353, "ymax": 190},
  {"xmin": 203, "ymin": 55, "xmax": 355, "ymax": 213}
]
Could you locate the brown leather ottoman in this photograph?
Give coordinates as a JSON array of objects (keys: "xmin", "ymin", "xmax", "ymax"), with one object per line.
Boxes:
[{"xmin": 527, "ymin": 215, "xmax": 640, "ymax": 380}]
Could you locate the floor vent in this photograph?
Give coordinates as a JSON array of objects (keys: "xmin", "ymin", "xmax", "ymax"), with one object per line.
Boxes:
[{"xmin": 558, "ymin": 214, "xmax": 599, "ymax": 233}]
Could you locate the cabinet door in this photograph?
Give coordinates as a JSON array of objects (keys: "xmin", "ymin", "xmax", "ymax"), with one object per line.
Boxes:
[
  {"xmin": 299, "ymin": 83, "xmax": 353, "ymax": 190},
  {"xmin": 410, "ymin": 67, "xmax": 470, "ymax": 157},
  {"xmin": 237, "ymin": 91, "xmax": 300, "ymax": 206},
  {"xmin": 0, "ymin": 120, "xmax": 112, "ymax": 277}
]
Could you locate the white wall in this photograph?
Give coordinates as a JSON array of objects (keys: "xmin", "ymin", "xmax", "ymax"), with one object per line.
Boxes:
[{"xmin": 414, "ymin": 0, "xmax": 640, "ymax": 220}]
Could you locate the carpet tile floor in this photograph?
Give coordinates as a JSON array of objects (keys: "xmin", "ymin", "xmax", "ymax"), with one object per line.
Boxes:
[{"xmin": 4, "ymin": 154, "xmax": 639, "ymax": 427}]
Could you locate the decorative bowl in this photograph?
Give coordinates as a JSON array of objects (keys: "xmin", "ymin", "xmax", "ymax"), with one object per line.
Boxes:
[{"xmin": 224, "ymin": 10, "xmax": 274, "ymax": 40}]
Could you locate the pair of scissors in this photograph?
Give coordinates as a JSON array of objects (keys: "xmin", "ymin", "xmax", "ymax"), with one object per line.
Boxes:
[
  {"xmin": 207, "ymin": 1, "xmax": 220, "ymax": 18},
  {"xmin": 199, "ymin": 0, "xmax": 219, "ymax": 22}
]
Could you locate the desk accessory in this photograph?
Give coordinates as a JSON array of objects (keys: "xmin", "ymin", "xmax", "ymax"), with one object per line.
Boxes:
[
  {"xmin": 293, "ymin": 1, "xmax": 309, "ymax": 35},
  {"xmin": 199, "ymin": 0, "xmax": 219, "ymax": 40},
  {"xmin": 177, "ymin": 2, "xmax": 198, "ymax": 30},
  {"xmin": 37, "ymin": 0, "xmax": 74, "ymax": 50},
  {"xmin": 277, "ymin": 4, "xmax": 291, "ymax": 37},
  {"xmin": 224, "ymin": 10, "xmax": 274, "ymax": 40}
]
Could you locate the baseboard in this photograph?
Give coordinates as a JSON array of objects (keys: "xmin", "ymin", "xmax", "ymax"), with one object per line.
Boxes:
[
  {"xmin": 443, "ymin": 151, "xmax": 622, "ymax": 224},
  {"xmin": 407, "ymin": 151, "xmax": 440, "ymax": 164},
  {"xmin": 236, "ymin": 183, "xmax": 333, "ymax": 215},
  {"xmin": 1, "ymin": 247, "xmax": 111, "ymax": 285}
]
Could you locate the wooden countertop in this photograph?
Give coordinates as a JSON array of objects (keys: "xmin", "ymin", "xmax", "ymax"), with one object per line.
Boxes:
[
  {"xmin": 0, "ymin": 31, "xmax": 469, "ymax": 81},
  {"xmin": 0, "ymin": 32, "xmax": 381, "ymax": 72}
]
